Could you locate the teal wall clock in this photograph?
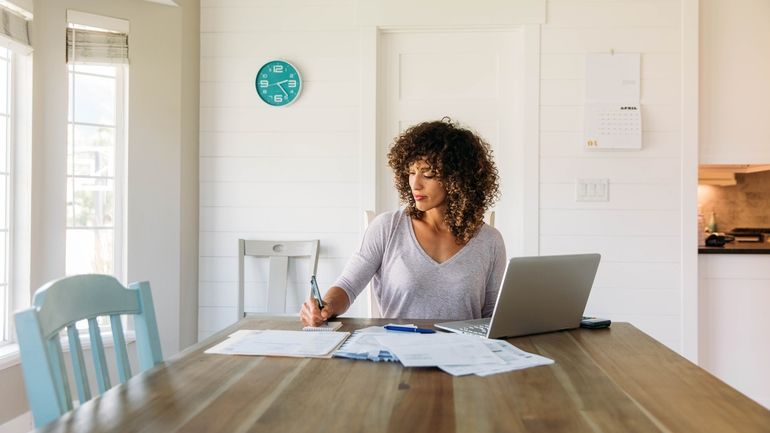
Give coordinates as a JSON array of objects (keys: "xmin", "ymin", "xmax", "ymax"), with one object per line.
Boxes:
[{"xmin": 255, "ymin": 60, "xmax": 302, "ymax": 107}]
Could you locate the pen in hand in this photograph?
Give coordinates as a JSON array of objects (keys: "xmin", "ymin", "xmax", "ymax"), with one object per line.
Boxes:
[{"xmin": 310, "ymin": 275, "xmax": 324, "ymax": 310}]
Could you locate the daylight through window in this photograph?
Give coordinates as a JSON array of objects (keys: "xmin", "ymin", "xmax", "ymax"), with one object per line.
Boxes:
[{"xmin": 65, "ymin": 62, "xmax": 125, "ymax": 279}]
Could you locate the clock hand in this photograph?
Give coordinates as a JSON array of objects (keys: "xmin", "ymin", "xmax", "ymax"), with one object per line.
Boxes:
[{"xmin": 276, "ymin": 82, "xmax": 289, "ymax": 97}]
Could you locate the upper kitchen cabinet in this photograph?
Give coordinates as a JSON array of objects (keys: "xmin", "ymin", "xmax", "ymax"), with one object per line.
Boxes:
[{"xmin": 700, "ymin": 0, "xmax": 770, "ymax": 164}]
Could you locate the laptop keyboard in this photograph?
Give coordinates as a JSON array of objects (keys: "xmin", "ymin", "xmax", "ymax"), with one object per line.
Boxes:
[{"xmin": 457, "ymin": 322, "xmax": 489, "ymax": 337}]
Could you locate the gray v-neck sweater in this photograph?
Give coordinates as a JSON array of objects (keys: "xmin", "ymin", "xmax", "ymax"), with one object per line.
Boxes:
[{"xmin": 334, "ymin": 209, "xmax": 506, "ymax": 320}]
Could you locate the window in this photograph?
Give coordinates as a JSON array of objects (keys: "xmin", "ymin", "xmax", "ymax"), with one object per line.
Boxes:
[
  {"xmin": 62, "ymin": 13, "xmax": 129, "ymax": 334},
  {"xmin": 0, "ymin": 3, "xmax": 32, "ymax": 347},
  {"xmin": 0, "ymin": 47, "xmax": 10, "ymax": 343},
  {"xmin": 65, "ymin": 62, "xmax": 126, "ymax": 279}
]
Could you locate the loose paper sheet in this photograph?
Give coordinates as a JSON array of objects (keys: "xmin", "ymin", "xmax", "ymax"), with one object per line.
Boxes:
[
  {"xmin": 438, "ymin": 339, "xmax": 554, "ymax": 377},
  {"xmin": 375, "ymin": 333, "xmax": 505, "ymax": 367},
  {"xmin": 205, "ymin": 330, "xmax": 349, "ymax": 358}
]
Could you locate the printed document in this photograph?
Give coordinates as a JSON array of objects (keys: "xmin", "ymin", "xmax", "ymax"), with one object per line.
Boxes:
[
  {"xmin": 375, "ymin": 333, "xmax": 504, "ymax": 367},
  {"xmin": 438, "ymin": 339, "xmax": 554, "ymax": 376}
]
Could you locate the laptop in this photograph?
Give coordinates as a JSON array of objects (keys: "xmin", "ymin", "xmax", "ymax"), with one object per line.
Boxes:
[{"xmin": 435, "ymin": 253, "xmax": 601, "ymax": 339}]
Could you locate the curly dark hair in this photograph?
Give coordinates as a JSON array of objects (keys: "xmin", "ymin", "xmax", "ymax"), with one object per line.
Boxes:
[{"xmin": 387, "ymin": 118, "xmax": 500, "ymax": 244}]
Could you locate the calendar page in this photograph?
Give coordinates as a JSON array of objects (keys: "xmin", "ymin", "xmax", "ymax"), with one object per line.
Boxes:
[{"xmin": 584, "ymin": 102, "xmax": 642, "ymax": 150}]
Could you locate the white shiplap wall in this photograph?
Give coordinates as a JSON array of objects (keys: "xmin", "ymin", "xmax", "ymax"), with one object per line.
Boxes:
[
  {"xmin": 199, "ymin": 0, "xmax": 686, "ymax": 351},
  {"xmin": 539, "ymin": 0, "xmax": 683, "ymax": 350},
  {"xmin": 198, "ymin": 0, "xmax": 365, "ymax": 340}
]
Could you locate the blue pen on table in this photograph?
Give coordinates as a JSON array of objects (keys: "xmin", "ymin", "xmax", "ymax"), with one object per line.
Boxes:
[
  {"xmin": 310, "ymin": 275, "xmax": 324, "ymax": 310},
  {"xmin": 384, "ymin": 325, "xmax": 436, "ymax": 334}
]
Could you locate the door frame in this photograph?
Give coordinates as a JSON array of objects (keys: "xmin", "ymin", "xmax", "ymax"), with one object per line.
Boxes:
[
  {"xmin": 358, "ymin": 25, "xmax": 541, "ymax": 256},
  {"xmin": 681, "ymin": 0, "xmax": 700, "ymax": 362}
]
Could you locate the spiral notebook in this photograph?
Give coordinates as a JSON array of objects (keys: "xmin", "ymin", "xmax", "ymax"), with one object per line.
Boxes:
[
  {"xmin": 333, "ymin": 326, "xmax": 397, "ymax": 362},
  {"xmin": 303, "ymin": 321, "xmax": 343, "ymax": 332}
]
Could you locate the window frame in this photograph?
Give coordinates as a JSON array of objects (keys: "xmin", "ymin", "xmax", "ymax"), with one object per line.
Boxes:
[
  {"xmin": 0, "ymin": 46, "xmax": 11, "ymax": 344},
  {"xmin": 0, "ymin": 41, "xmax": 32, "ymax": 348}
]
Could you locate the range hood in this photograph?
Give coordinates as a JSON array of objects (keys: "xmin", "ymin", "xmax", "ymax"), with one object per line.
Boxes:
[{"xmin": 698, "ymin": 164, "xmax": 770, "ymax": 186}]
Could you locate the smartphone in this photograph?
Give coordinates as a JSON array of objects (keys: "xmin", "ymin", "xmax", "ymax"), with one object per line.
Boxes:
[
  {"xmin": 580, "ymin": 316, "xmax": 611, "ymax": 329},
  {"xmin": 310, "ymin": 275, "xmax": 324, "ymax": 309}
]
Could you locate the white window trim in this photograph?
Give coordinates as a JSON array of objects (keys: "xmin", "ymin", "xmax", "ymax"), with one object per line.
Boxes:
[
  {"xmin": 66, "ymin": 10, "xmax": 129, "ymax": 34},
  {"xmin": 3, "ymin": 47, "xmax": 32, "ymax": 348},
  {"xmin": 115, "ymin": 65, "xmax": 127, "ymax": 281},
  {"xmin": 0, "ymin": 47, "xmax": 10, "ymax": 345},
  {"xmin": 0, "ymin": 1, "xmax": 32, "ymax": 21}
]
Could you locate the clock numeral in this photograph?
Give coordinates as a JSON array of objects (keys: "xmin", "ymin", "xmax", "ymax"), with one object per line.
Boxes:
[
  {"xmin": 273, "ymin": 94, "xmax": 284, "ymax": 103},
  {"xmin": 272, "ymin": 65, "xmax": 284, "ymax": 73},
  {"xmin": 287, "ymin": 80, "xmax": 297, "ymax": 88},
  {"xmin": 259, "ymin": 80, "xmax": 269, "ymax": 88}
]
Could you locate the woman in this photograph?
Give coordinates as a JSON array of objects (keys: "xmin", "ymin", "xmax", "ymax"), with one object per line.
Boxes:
[{"xmin": 300, "ymin": 118, "xmax": 506, "ymax": 326}]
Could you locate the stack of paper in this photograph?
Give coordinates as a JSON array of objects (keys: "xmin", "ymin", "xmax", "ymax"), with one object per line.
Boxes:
[
  {"xmin": 204, "ymin": 329, "xmax": 350, "ymax": 358},
  {"xmin": 333, "ymin": 326, "xmax": 554, "ymax": 376}
]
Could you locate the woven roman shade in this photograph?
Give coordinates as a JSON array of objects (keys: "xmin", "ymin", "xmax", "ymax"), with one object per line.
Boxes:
[
  {"xmin": 66, "ymin": 27, "xmax": 128, "ymax": 64},
  {"xmin": 0, "ymin": 4, "xmax": 30, "ymax": 49}
]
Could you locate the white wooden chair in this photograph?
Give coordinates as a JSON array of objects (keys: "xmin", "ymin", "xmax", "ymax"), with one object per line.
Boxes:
[
  {"xmin": 237, "ymin": 239, "xmax": 320, "ymax": 318},
  {"xmin": 485, "ymin": 210, "xmax": 496, "ymax": 228}
]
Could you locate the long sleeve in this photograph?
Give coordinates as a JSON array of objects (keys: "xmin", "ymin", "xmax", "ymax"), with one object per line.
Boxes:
[
  {"xmin": 482, "ymin": 230, "xmax": 507, "ymax": 318},
  {"xmin": 332, "ymin": 212, "xmax": 394, "ymax": 303}
]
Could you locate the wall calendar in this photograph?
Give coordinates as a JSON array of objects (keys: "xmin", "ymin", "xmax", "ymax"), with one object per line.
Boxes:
[{"xmin": 584, "ymin": 53, "xmax": 642, "ymax": 150}]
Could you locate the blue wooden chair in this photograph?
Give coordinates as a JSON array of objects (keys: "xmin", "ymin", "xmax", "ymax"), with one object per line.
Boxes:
[{"xmin": 14, "ymin": 274, "xmax": 164, "ymax": 428}]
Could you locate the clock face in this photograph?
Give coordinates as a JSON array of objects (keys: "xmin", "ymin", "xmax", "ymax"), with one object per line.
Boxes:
[{"xmin": 255, "ymin": 60, "xmax": 302, "ymax": 107}]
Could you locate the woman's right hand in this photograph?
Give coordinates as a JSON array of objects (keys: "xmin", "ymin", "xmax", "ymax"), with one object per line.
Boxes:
[{"xmin": 300, "ymin": 297, "xmax": 333, "ymax": 327}]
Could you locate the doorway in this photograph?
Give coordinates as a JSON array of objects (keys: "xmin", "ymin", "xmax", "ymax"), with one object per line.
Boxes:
[{"xmin": 376, "ymin": 29, "xmax": 533, "ymax": 256}]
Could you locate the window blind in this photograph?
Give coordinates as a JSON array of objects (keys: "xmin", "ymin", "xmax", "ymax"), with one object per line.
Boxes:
[
  {"xmin": 66, "ymin": 27, "xmax": 128, "ymax": 64},
  {"xmin": 0, "ymin": 5, "xmax": 30, "ymax": 48}
]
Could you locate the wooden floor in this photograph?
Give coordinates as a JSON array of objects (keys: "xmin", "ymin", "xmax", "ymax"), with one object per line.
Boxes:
[{"xmin": 37, "ymin": 317, "xmax": 770, "ymax": 433}]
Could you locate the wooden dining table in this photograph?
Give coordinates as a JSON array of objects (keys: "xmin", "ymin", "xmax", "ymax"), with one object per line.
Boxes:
[{"xmin": 37, "ymin": 316, "xmax": 770, "ymax": 433}]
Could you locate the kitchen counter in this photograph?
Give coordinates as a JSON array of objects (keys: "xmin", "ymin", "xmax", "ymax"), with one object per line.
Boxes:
[{"xmin": 699, "ymin": 241, "xmax": 770, "ymax": 254}]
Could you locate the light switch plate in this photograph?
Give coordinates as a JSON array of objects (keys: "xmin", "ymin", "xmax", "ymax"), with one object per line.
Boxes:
[{"xmin": 576, "ymin": 178, "xmax": 609, "ymax": 202}]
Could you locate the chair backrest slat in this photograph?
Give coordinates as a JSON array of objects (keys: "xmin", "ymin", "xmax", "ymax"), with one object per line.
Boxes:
[
  {"xmin": 14, "ymin": 310, "xmax": 67, "ymax": 424},
  {"xmin": 46, "ymin": 338, "xmax": 72, "ymax": 413},
  {"xmin": 267, "ymin": 256, "xmax": 290, "ymax": 313},
  {"xmin": 132, "ymin": 281, "xmax": 163, "ymax": 370},
  {"xmin": 237, "ymin": 239, "xmax": 320, "ymax": 317},
  {"xmin": 15, "ymin": 274, "xmax": 164, "ymax": 428},
  {"xmin": 87, "ymin": 318, "xmax": 111, "ymax": 394},
  {"xmin": 66, "ymin": 324, "xmax": 91, "ymax": 403},
  {"xmin": 110, "ymin": 314, "xmax": 132, "ymax": 383}
]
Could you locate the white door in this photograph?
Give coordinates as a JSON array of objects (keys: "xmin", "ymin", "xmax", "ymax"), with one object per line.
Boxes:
[{"xmin": 377, "ymin": 29, "xmax": 528, "ymax": 256}]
